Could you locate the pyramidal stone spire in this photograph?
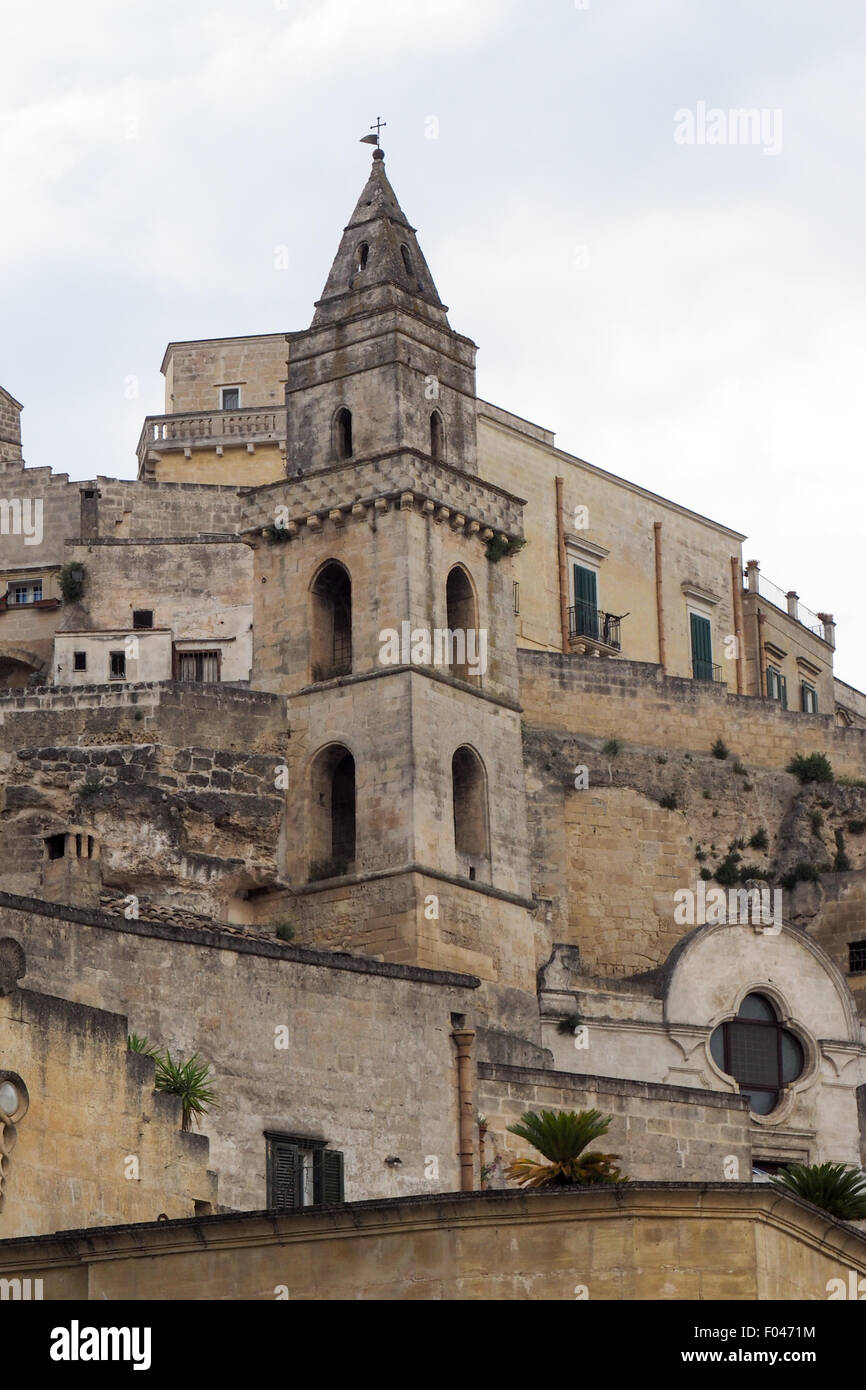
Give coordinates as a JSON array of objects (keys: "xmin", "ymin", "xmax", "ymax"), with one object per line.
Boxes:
[{"xmin": 312, "ymin": 150, "xmax": 449, "ymax": 329}]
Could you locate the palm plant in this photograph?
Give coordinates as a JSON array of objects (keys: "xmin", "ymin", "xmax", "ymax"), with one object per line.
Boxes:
[
  {"xmin": 505, "ymin": 1109, "xmax": 626, "ymax": 1189},
  {"xmin": 127, "ymin": 1036, "xmax": 218, "ymax": 1132},
  {"xmin": 155, "ymin": 1052, "xmax": 219, "ymax": 1133},
  {"xmin": 770, "ymin": 1162, "xmax": 866, "ymax": 1221}
]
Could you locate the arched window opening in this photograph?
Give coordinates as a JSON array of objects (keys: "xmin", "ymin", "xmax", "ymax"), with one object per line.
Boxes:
[
  {"xmin": 400, "ymin": 244, "xmax": 414, "ymax": 277},
  {"xmin": 311, "ymin": 562, "xmax": 353, "ymax": 682},
  {"xmin": 452, "ymin": 746, "xmax": 490, "ymax": 881},
  {"xmin": 334, "ymin": 407, "xmax": 353, "ymax": 461},
  {"xmin": 310, "ymin": 746, "xmax": 356, "ymax": 880},
  {"xmin": 356, "ymin": 243, "xmax": 369, "ymax": 272},
  {"xmin": 445, "ymin": 566, "xmax": 479, "ymax": 685},
  {"xmin": 709, "ymin": 993, "xmax": 804, "ymax": 1115},
  {"xmin": 430, "ymin": 410, "xmax": 445, "ymax": 461}
]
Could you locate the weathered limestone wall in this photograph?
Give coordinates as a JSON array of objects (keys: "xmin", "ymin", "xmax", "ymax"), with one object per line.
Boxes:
[
  {"xmin": 520, "ymin": 652, "xmax": 866, "ymax": 777},
  {"xmin": 0, "ymin": 978, "xmax": 216, "ymax": 1238},
  {"xmin": 742, "ymin": 589, "xmax": 834, "ymax": 712},
  {"xmin": 151, "ymin": 446, "xmax": 285, "ymax": 487},
  {"xmin": 163, "ymin": 335, "xmax": 288, "ymax": 414},
  {"xmin": 0, "ymin": 388, "xmax": 22, "ymax": 463},
  {"xmin": 3, "ymin": 1187, "xmax": 862, "ymax": 1301},
  {"xmin": 92, "ymin": 479, "xmax": 242, "ymax": 540},
  {"xmin": 478, "ymin": 1062, "xmax": 751, "ymax": 1184},
  {"xmin": 0, "ymin": 684, "xmax": 287, "ymax": 911},
  {"xmin": 0, "ymin": 898, "xmax": 478, "ymax": 1212},
  {"xmin": 478, "ymin": 405, "xmax": 744, "ymax": 683},
  {"xmin": 837, "ymin": 677, "xmax": 866, "ymax": 727},
  {"xmin": 55, "ymin": 538, "xmax": 254, "ymax": 685}
]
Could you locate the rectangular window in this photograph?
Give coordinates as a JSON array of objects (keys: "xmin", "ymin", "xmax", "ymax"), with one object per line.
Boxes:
[
  {"xmin": 767, "ymin": 665, "xmax": 788, "ymax": 708},
  {"xmin": 110, "ymin": 651, "xmax": 126, "ymax": 680},
  {"xmin": 133, "ymin": 610, "xmax": 154, "ymax": 630},
  {"xmin": 801, "ymin": 681, "xmax": 818, "ymax": 714},
  {"xmin": 572, "ymin": 564, "xmax": 599, "ymax": 639},
  {"xmin": 221, "ymin": 388, "xmax": 240, "ymax": 411},
  {"xmin": 849, "ymin": 942, "xmax": 866, "ymax": 974},
  {"xmin": 513, "ymin": 580, "xmax": 520, "ymax": 616},
  {"xmin": 177, "ymin": 650, "xmax": 221, "ymax": 683},
  {"xmin": 265, "ymin": 1134, "xmax": 345, "ymax": 1211},
  {"xmin": 73, "ymin": 651, "xmax": 87, "ymax": 672},
  {"xmin": 10, "ymin": 582, "xmax": 43, "ymax": 605},
  {"xmin": 690, "ymin": 613, "xmax": 714, "ymax": 681}
]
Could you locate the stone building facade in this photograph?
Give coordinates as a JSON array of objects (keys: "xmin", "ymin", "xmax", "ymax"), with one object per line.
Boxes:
[{"xmin": 0, "ymin": 149, "xmax": 864, "ymax": 1269}]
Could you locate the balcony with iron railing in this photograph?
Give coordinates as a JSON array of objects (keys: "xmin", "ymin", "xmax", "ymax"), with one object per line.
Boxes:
[
  {"xmin": 567, "ymin": 601, "xmax": 624, "ymax": 656},
  {"xmin": 692, "ymin": 658, "xmax": 725, "ymax": 684},
  {"xmin": 136, "ymin": 407, "xmax": 285, "ymax": 478}
]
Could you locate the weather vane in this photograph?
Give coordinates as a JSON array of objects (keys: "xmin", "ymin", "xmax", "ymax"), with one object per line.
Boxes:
[{"xmin": 360, "ymin": 116, "xmax": 387, "ymax": 150}]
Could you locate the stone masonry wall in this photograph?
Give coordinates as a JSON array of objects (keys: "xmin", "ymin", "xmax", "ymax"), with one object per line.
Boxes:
[
  {"xmin": 0, "ymin": 897, "xmax": 479, "ymax": 1212},
  {"xmin": 520, "ymin": 652, "xmax": 866, "ymax": 777},
  {"xmin": 0, "ymin": 979, "xmax": 216, "ymax": 1238},
  {"xmin": 478, "ymin": 1062, "xmax": 752, "ymax": 1185}
]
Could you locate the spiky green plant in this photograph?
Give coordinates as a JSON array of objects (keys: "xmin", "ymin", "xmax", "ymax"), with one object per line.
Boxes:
[
  {"xmin": 127, "ymin": 1033, "xmax": 159, "ymax": 1058},
  {"xmin": 771, "ymin": 1163, "xmax": 866, "ymax": 1221},
  {"xmin": 153, "ymin": 1052, "xmax": 219, "ymax": 1133},
  {"xmin": 505, "ymin": 1109, "xmax": 626, "ymax": 1189}
]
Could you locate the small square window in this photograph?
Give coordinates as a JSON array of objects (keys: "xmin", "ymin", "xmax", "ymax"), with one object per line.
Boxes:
[
  {"xmin": 110, "ymin": 651, "xmax": 126, "ymax": 680},
  {"xmin": 265, "ymin": 1133, "xmax": 344, "ymax": 1211},
  {"xmin": 849, "ymin": 942, "xmax": 866, "ymax": 974},
  {"xmin": 133, "ymin": 610, "xmax": 154, "ymax": 630},
  {"xmin": 73, "ymin": 651, "xmax": 87, "ymax": 672},
  {"xmin": 221, "ymin": 388, "xmax": 240, "ymax": 411}
]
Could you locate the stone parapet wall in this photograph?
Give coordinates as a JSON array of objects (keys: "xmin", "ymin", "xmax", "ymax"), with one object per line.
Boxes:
[
  {"xmin": 478, "ymin": 1062, "xmax": 751, "ymax": 1185},
  {"xmin": 519, "ymin": 652, "xmax": 866, "ymax": 777}
]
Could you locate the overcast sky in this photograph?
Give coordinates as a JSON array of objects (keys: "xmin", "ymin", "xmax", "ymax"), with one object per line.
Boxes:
[{"xmin": 2, "ymin": 0, "xmax": 864, "ymax": 690}]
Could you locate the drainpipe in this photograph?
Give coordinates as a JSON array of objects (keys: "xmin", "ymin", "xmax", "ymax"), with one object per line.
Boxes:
[
  {"xmin": 654, "ymin": 523, "xmax": 666, "ymax": 673},
  {"xmin": 556, "ymin": 478, "xmax": 569, "ymax": 652},
  {"xmin": 756, "ymin": 610, "xmax": 766, "ymax": 697},
  {"xmin": 730, "ymin": 556, "xmax": 745, "ymax": 695},
  {"xmin": 451, "ymin": 1026, "xmax": 476, "ymax": 1192}
]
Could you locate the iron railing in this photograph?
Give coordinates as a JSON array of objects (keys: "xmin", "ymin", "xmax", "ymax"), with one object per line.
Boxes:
[
  {"xmin": 693, "ymin": 659, "xmax": 724, "ymax": 683},
  {"xmin": 568, "ymin": 602, "xmax": 622, "ymax": 651}
]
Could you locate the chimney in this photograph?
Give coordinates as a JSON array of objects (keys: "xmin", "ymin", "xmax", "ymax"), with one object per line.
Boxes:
[
  {"xmin": 41, "ymin": 829, "xmax": 102, "ymax": 909},
  {"xmin": 817, "ymin": 613, "xmax": 836, "ymax": 649},
  {"xmin": 746, "ymin": 560, "xmax": 760, "ymax": 594}
]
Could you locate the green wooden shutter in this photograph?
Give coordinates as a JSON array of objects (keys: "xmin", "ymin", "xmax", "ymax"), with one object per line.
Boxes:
[
  {"xmin": 573, "ymin": 565, "xmax": 599, "ymax": 638},
  {"xmin": 268, "ymin": 1140, "xmax": 301, "ymax": 1211},
  {"xmin": 314, "ymin": 1149, "xmax": 345, "ymax": 1206},
  {"xmin": 690, "ymin": 614, "xmax": 713, "ymax": 679},
  {"xmin": 779, "ymin": 673, "xmax": 788, "ymax": 710}
]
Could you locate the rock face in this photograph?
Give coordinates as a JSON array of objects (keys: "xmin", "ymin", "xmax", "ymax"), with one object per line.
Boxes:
[{"xmin": 0, "ymin": 684, "xmax": 288, "ymax": 917}]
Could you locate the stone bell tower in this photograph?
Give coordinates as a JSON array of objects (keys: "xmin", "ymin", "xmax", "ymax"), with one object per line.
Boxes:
[
  {"xmin": 250, "ymin": 147, "xmax": 537, "ymax": 1003},
  {"xmin": 285, "ymin": 147, "xmax": 478, "ymax": 477}
]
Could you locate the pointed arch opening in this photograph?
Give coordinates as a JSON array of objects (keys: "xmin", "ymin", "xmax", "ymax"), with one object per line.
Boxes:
[
  {"xmin": 430, "ymin": 409, "xmax": 445, "ymax": 462},
  {"xmin": 311, "ymin": 561, "xmax": 353, "ymax": 682},
  {"xmin": 334, "ymin": 407, "xmax": 353, "ymax": 461},
  {"xmin": 445, "ymin": 565, "xmax": 480, "ymax": 685},
  {"xmin": 310, "ymin": 744, "xmax": 356, "ymax": 880},
  {"xmin": 452, "ymin": 746, "xmax": 490, "ymax": 882},
  {"xmin": 356, "ymin": 243, "xmax": 369, "ymax": 272},
  {"xmin": 400, "ymin": 244, "xmax": 414, "ymax": 277}
]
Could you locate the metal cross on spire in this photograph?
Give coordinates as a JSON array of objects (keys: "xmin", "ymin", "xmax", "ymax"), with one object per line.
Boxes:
[{"xmin": 360, "ymin": 116, "xmax": 387, "ymax": 149}]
